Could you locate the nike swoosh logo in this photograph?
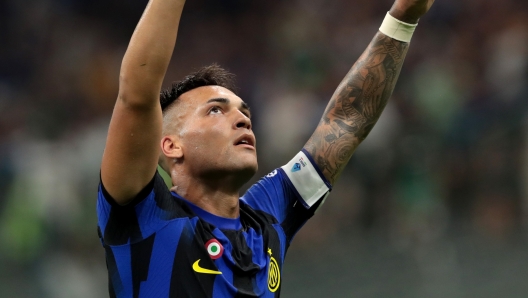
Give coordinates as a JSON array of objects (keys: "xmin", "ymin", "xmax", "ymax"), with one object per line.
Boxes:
[{"xmin": 192, "ymin": 259, "xmax": 222, "ymax": 275}]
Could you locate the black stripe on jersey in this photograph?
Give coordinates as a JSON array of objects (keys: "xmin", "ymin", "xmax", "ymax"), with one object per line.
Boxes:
[
  {"xmin": 100, "ymin": 175, "xmax": 155, "ymax": 245},
  {"xmin": 104, "ymin": 243, "xmax": 121, "ymax": 298},
  {"xmin": 103, "ymin": 203, "xmax": 143, "ymax": 245},
  {"xmin": 281, "ymin": 198, "xmax": 323, "ymax": 245},
  {"xmin": 223, "ymin": 230, "xmax": 259, "ymax": 297},
  {"xmin": 170, "ymin": 220, "xmax": 216, "ymax": 298},
  {"xmin": 101, "ymin": 172, "xmax": 195, "ymax": 245},
  {"xmin": 240, "ymin": 205, "xmax": 283, "ymax": 297},
  {"xmin": 251, "ymin": 209, "xmax": 283, "ymax": 298},
  {"xmin": 131, "ymin": 233, "xmax": 156, "ymax": 298},
  {"xmin": 241, "ymin": 206, "xmax": 278, "ymax": 227},
  {"xmin": 151, "ymin": 173, "xmax": 195, "ymax": 220}
]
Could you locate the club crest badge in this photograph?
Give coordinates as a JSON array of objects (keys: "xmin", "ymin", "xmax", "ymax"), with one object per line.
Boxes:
[{"xmin": 267, "ymin": 248, "xmax": 280, "ymax": 292}]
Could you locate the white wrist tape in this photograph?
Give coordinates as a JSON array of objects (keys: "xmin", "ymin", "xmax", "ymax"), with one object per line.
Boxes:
[{"xmin": 379, "ymin": 12, "xmax": 418, "ymax": 43}]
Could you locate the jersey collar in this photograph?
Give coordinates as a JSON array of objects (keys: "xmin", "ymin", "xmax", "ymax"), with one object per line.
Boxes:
[{"xmin": 171, "ymin": 192, "xmax": 242, "ymax": 230}]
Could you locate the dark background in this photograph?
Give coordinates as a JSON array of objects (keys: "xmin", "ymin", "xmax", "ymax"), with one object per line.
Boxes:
[{"xmin": 2, "ymin": 0, "xmax": 528, "ymax": 297}]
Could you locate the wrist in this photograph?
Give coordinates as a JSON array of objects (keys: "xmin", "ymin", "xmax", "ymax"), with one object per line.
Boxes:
[
  {"xmin": 388, "ymin": 8, "xmax": 420, "ymax": 24},
  {"xmin": 379, "ymin": 12, "xmax": 418, "ymax": 43}
]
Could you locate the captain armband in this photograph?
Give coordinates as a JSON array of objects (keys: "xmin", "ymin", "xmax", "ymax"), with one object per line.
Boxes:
[{"xmin": 281, "ymin": 150, "xmax": 331, "ymax": 208}]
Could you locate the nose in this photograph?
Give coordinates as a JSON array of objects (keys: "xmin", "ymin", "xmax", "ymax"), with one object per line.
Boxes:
[{"xmin": 233, "ymin": 112, "xmax": 251, "ymax": 130}]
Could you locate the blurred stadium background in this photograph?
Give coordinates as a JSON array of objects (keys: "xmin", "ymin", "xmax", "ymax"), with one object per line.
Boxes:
[{"xmin": 2, "ymin": 0, "xmax": 528, "ymax": 297}]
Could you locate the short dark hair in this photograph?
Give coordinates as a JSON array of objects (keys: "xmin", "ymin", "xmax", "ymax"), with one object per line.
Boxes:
[{"xmin": 160, "ymin": 64, "xmax": 238, "ymax": 111}]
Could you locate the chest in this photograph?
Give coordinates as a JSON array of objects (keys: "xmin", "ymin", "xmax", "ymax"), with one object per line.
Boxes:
[{"xmin": 169, "ymin": 218, "xmax": 286, "ymax": 296}]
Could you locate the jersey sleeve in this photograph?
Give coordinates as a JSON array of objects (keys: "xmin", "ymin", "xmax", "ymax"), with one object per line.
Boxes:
[
  {"xmin": 97, "ymin": 171, "xmax": 186, "ymax": 246},
  {"xmin": 241, "ymin": 149, "xmax": 332, "ymax": 244}
]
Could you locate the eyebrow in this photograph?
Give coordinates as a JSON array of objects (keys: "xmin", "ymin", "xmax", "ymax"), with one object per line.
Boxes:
[{"xmin": 206, "ymin": 97, "xmax": 251, "ymax": 117}]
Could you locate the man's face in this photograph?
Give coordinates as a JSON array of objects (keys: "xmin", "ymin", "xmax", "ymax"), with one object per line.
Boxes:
[{"xmin": 166, "ymin": 85, "xmax": 257, "ymax": 182}]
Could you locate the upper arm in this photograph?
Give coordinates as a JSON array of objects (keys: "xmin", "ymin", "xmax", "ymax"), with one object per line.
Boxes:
[
  {"xmin": 101, "ymin": 94, "xmax": 163, "ymax": 205},
  {"xmin": 304, "ymin": 32, "xmax": 410, "ymax": 185},
  {"xmin": 100, "ymin": 0, "xmax": 186, "ymax": 205}
]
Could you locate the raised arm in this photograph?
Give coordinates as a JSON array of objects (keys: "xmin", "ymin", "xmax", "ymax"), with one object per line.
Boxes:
[
  {"xmin": 101, "ymin": 0, "xmax": 186, "ymax": 205},
  {"xmin": 304, "ymin": 0, "xmax": 435, "ymax": 185}
]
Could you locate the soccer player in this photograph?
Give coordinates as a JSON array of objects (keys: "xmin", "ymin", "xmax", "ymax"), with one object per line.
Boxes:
[{"xmin": 97, "ymin": 0, "xmax": 435, "ymax": 296}]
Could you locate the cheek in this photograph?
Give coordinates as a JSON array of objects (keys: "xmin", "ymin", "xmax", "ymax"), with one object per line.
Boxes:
[{"xmin": 182, "ymin": 125, "xmax": 230, "ymax": 157}]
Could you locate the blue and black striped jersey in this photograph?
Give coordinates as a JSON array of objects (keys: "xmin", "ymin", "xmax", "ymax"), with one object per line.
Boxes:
[{"xmin": 97, "ymin": 149, "xmax": 331, "ymax": 297}]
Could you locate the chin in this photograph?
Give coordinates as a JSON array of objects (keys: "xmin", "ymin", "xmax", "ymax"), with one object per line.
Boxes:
[
  {"xmin": 201, "ymin": 155, "xmax": 257, "ymax": 182},
  {"xmin": 236, "ymin": 160, "xmax": 258, "ymax": 177},
  {"xmin": 232, "ymin": 158, "xmax": 258, "ymax": 182}
]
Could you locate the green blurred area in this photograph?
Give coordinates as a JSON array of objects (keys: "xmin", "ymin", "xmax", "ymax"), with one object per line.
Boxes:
[{"xmin": 2, "ymin": 0, "xmax": 528, "ymax": 296}]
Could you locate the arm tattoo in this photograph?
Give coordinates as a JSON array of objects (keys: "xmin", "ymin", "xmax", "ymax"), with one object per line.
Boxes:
[{"xmin": 304, "ymin": 33, "xmax": 410, "ymax": 185}]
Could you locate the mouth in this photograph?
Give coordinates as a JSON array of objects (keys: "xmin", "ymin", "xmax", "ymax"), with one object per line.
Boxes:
[{"xmin": 234, "ymin": 134, "xmax": 256, "ymax": 149}]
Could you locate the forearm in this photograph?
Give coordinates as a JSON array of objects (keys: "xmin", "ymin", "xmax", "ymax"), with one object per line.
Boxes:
[
  {"xmin": 101, "ymin": 0, "xmax": 185, "ymax": 204},
  {"xmin": 119, "ymin": 0, "xmax": 186, "ymax": 105},
  {"xmin": 305, "ymin": 32, "xmax": 410, "ymax": 183}
]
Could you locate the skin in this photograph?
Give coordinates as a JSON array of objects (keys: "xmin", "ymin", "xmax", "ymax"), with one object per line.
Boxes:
[
  {"xmin": 101, "ymin": 0, "xmax": 436, "ymax": 219},
  {"xmin": 101, "ymin": 0, "xmax": 185, "ymax": 206},
  {"xmin": 305, "ymin": 0, "xmax": 435, "ymax": 185},
  {"xmin": 161, "ymin": 86, "xmax": 256, "ymax": 218},
  {"xmin": 304, "ymin": 33, "xmax": 409, "ymax": 185}
]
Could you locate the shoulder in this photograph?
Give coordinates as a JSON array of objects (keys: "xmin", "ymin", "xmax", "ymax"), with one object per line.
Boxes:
[{"xmin": 97, "ymin": 171, "xmax": 195, "ymax": 246}]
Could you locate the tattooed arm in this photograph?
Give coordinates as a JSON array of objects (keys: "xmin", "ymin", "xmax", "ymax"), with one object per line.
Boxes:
[{"xmin": 304, "ymin": 0, "xmax": 435, "ymax": 185}]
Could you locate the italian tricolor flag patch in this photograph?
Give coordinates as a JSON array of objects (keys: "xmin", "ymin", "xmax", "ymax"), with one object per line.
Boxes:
[{"xmin": 205, "ymin": 239, "xmax": 224, "ymax": 260}]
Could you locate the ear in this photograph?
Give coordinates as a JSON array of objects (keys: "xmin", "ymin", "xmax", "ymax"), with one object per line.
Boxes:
[{"xmin": 161, "ymin": 135, "xmax": 184, "ymax": 160}]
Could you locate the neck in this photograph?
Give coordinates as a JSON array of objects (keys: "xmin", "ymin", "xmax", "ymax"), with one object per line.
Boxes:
[{"xmin": 170, "ymin": 168, "xmax": 243, "ymax": 219}]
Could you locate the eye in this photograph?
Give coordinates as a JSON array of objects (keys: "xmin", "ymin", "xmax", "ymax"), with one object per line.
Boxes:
[{"xmin": 209, "ymin": 106, "xmax": 222, "ymax": 115}]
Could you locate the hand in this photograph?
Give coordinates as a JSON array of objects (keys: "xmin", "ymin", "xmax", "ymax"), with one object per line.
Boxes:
[{"xmin": 389, "ymin": 0, "xmax": 436, "ymax": 24}]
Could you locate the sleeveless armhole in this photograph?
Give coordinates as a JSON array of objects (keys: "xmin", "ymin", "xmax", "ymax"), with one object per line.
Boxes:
[
  {"xmin": 99, "ymin": 172, "xmax": 157, "ymax": 208},
  {"xmin": 97, "ymin": 171, "xmax": 179, "ymax": 246}
]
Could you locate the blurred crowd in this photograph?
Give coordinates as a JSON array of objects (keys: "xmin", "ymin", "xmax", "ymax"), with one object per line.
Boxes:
[{"xmin": 2, "ymin": 0, "xmax": 528, "ymax": 297}]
